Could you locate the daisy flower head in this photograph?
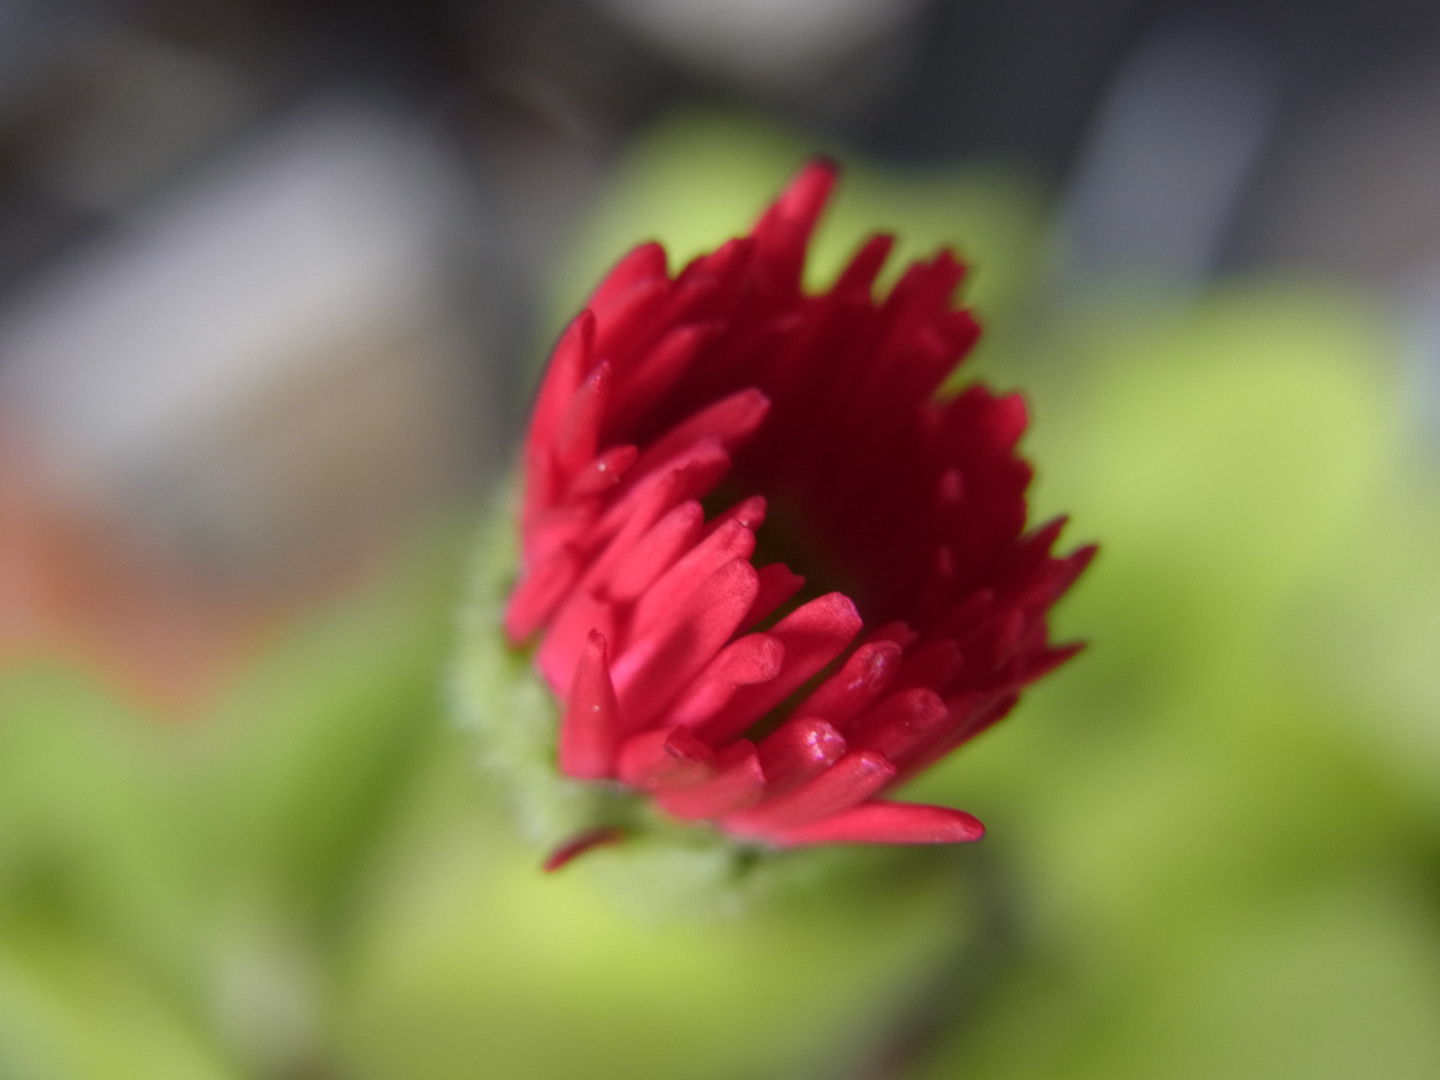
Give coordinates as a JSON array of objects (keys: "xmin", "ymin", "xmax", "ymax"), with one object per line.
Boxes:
[{"xmin": 501, "ymin": 160, "xmax": 1093, "ymax": 859}]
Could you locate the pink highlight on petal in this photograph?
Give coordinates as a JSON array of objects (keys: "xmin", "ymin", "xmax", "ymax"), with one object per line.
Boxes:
[
  {"xmin": 763, "ymin": 802, "xmax": 984, "ymax": 847},
  {"xmin": 593, "ymin": 278, "xmax": 671, "ymax": 364},
  {"xmin": 791, "ymin": 638, "xmax": 903, "ymax": 727},
  {"xmin": 697, "ymin": 592, "xmax": 863, "ymax": 744},
  {"xmin": 603, "ymin": 500, "xmax": 705, "ymax": 603},
  {"xmin": 522, "ymin": 499, "xmax": 600, "ymax": 568},
  {"xmin": 758, "ymin": 716, "xmax": 847, "ymax": 794},
  {"xmin": 609, "ymin": 321, "xmax": 722, "ymax": 436},
  {"xmin": 846, "ymin": 687, "xmax": 950, "ymax": 761},
  {"xmin": 559, "ymin": 631, "xmax": 622, "ymax": 779},
  {"xmin": 632, "ymin": 389, "xmax": 771, "ymax": 479},
  {"xmin": 656, "ymin": 740, "xmax": 765, "ymax": 819},
  {"xmin": 565, "ymin": 444, "xmax": 638, "ymax": 500},
  {"xmin": 629, "ymin": 519, "xmax": 758, "ymax": 642},
  {"xmin": 537, "ymin": 590, "xmax": 616, "ymax": 693},
  {"xmin": 617, "ymin": 726, "xmax": 716, "ymax": 790},
  {"xmin": 595, "ymin": 437, "xmax": 731, "ymax": 540},
  {"xmin": 662, "ymin": 633, "xmax": 785, "ymax": 729},
  {"xmin": 612, "ymin": 558, "xmax": 760, "ymax": 732},
  {"xmin": 584, "ymin": 447, "xmax": 729, "ymax": 590},
  {"xmin": 724, "ymin": 749, "xmax": 896, "ymax": 837}
]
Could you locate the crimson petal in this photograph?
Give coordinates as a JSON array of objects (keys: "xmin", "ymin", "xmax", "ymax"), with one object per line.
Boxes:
[
  {"xmin": 656, "ymin": 741, "xmax": 765, "ymax": 819},
  {"xmin": 724, "ymin": 749, "xmax": 896, "ymax": 837},
  {"xmin": 696, "ymin": 592, "xmax": 863, "ymax": 744},
  {"xmin": 559, "ymin": 631, "xmax": 622, "ymax": 779},
  {"xmin": 764, "ymin": 801, "xmax": 984, "ymax": 847}
]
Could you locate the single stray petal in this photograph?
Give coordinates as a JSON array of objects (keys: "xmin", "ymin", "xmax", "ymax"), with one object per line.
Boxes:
[{"xmin": 543, "ymin": 825, "xmax": 627, "ymax": 871}]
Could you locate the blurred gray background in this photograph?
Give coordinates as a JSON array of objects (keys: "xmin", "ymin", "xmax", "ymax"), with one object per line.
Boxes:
[{"xmin": 4, "ymin": 0, "xmax": 1440, "ymax": 588}]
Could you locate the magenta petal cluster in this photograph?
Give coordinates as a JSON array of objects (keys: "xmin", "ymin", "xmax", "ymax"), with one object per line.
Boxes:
[{"xmin": 506, "ymin": 161, "xmax": 1093, "ymax": 848}]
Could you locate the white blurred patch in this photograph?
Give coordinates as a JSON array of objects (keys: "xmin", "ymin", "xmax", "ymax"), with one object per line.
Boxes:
[
  {"xmin": 593, "ymin": 0, "xmax": 922, "ymax": 91},
  {"xmin": 0, "ymin": 98, "xmax": 493, "ymax": 581}
]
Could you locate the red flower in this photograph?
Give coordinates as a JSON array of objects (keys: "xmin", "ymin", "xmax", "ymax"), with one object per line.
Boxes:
[{"xmin": 506, "ymin": 161, "xmax": 1093, "ymax": 849}]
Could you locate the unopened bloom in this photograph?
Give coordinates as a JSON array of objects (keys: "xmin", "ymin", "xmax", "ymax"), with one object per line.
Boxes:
[{"xmin": 506, "ymin": 161, "xmax": 1093, "ymax": 849}]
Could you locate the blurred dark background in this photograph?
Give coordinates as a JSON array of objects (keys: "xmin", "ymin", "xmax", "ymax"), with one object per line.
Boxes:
[
  {"xmin": 7, "ymin": 0, "xmax": 1440, "ymax": 599},
  {"xmin": 8, "ymin": 0, "xmax": 1440, "ymax": 610}
]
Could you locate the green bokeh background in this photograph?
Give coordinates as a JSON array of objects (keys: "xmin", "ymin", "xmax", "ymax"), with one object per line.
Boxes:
[{"xmin": 2, "ymin": 109, "xmax": 1438, "ymax": 1078}]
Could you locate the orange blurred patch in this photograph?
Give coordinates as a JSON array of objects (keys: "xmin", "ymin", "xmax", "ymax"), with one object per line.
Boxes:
[{"xmin": 0, "ymin": 432, "xmax": 281, "ymax": 717}]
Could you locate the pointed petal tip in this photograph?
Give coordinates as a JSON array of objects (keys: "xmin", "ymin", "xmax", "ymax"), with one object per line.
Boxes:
[
  {"xmin": 755, "ymin": 159, "xmax": 840, "ymax": 244},
  {"xmin": 558, "ymin": 629, "xmax": 622, "ymax": 779},
  {"xmin": 589, "ymin": 243, "xmax": 669, "ymax": 313},
  {"xmin": 784, "ymin": 157, "xmax": 840, "ymax": 207}
]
